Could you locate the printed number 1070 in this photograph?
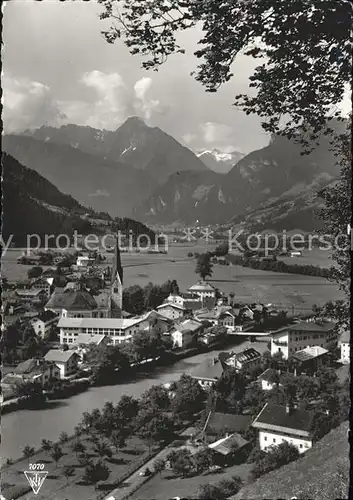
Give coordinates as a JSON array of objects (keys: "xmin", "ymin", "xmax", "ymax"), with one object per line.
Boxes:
[{"xmin": 28, "ymin": 463, "xmax": 45, "ymax": 470}]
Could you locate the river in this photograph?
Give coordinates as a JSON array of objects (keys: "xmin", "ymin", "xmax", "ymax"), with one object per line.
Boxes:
[{"xmin": 1, "ymin": 346, "xmax": 247, "ymax": 461}]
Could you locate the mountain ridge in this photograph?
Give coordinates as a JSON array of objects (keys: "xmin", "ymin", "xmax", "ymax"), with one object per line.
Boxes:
[{"xmin": 23, "ymin": 116, "xmax": 209, "ymax": 184}]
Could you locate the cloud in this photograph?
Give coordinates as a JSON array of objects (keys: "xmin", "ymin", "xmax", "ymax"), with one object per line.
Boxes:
[
  {"xmin": 89, "ymin": 189, "xmax": 110, "ymax": 197},
  {"xmin": 200, "ymin": 121, "xmax": 233, "ymax": 145},
  {"xmin": 79, "ymin": 70, "xmax": 130, "ymax": 129},
  {"xmin": 133, "ymin": 76, "xmax": 168, "ymax": 121},
  {"xmin": 182, "ymin": 133, "xmax": 197, "ymax": 145},
  {"xmin": 2, "ymin": 75, "xmax": 66, "ymax": 132}
]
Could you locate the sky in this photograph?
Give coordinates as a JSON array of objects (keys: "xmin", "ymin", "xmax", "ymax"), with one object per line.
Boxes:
[{"xmin": 2, "ymin": 1, "xmax": 350, "ymax": 155}]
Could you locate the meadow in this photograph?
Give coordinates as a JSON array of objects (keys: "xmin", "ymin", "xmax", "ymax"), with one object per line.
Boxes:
[{"xmin": 2, "ymin": 242, "xmax": 343, "ymax": 314}]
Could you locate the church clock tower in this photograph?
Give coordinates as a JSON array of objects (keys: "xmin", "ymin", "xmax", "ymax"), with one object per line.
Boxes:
[{"xmin": 110, "ymin": 235, "xmax": 123, "ymax": 318}]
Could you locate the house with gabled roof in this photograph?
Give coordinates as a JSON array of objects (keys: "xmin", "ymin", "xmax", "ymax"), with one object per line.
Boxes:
[
  {"xmin": 270, "ymin": 320, "xmax": 337, "ymax": 359},
  {"xmin": 252, "ymin": 402, "xmax": 315, "ymax": 454},
  {"xmin": 45, "ymin": 287, "xmax": 110, "ymax": 318},
  {"xmin": 44, "ymin": 349, "xmax": 79, "ymax": 378},
  {"xmin": 31, "ymin": 310, "xmax": 59, "ymax": 339},
  {"xmin": 225, "ymin": 347, "xmax": 262, "ymax": 373},
  {"xmin": 156, "ymin": 302, "xmax": 187, "ymax": 321},
  {"xmin": 14, "ymin": 357, "xmax": 60, "ymax": 387},
  {"xmin": 191, "ymin": 357, "xmax": 225, "ymax": 389},
  {"xmin": 188, "ymin": 281, "xmax": 216, "ymax": 301}
]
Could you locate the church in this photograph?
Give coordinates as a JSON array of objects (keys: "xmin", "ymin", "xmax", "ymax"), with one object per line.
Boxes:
[{"xmin": 110, "ymin": 235, "xmax": 123, "ymax": 318}]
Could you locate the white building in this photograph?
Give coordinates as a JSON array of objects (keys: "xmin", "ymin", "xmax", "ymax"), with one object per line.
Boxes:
[
  {"xmin": 188, "ymin": 281, "xmax": 216, "ymax": 301},
  {"xmin": 171, "ymin": 319, "xmax": 203, "ymax": 348},
  {"xmin": 76, "ymin": 255, "xmax": 95, "ymax": 267},
  {"xmin": 271, "ymin": 320, "xmax": 337, "ymax": 360},
  {"xmin": 31, "ymin": 310, "xmax": 59, "ymax": 339},
  {"xmin": 44, "ymin": 350, "xmax": 79, "ymax": 378},
  {"xmin": 339, "ymin": 329, "xmax": 350, "ymax": 364},
  {"xmin": 156, "ymin": 302, "xmax": 186, "ymax": 320},
  {"xmin": 57, "ymin": 311, "xmax": 163, "ymax": 346},
  {"xmin": 252, "ymin": 402, "xmax": 314, "ymax": 454},
  {"xmin": 257, "ymin": 368, "xmax": 283, "ymax": 391},
  {"xmin": 225, "ymin": 347, "xmax": 262, "ymax": 372}
]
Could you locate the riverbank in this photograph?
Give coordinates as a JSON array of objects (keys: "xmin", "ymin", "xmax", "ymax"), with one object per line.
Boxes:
[
  {"xmin": 1, "ymin": 339, "xmax": 269, "ymax": 461},
  {"xmin": 1, "ymin": 337, "xmax": 239, "ymax": 417}
]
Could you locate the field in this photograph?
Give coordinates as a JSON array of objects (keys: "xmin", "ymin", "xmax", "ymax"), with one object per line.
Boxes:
[
  {"xmin": 2, "ymin": 243, "xmax": 343, "ymax": 314},
  {"xmin": 1, "ymin": 434, "xmax": 152, "ymax": 500},
  {"xmin": 277, "ymin": 247, "xmax": 334, "ymax": 268},
  {"xmin": 130, "ymin": 462, "xmax": 253, "ymax": 500}
]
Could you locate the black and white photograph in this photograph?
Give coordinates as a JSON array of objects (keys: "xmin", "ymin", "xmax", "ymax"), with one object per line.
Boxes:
[{"xmin": 1, "ymin": 1, "xmax": 351, "ymax": 499}]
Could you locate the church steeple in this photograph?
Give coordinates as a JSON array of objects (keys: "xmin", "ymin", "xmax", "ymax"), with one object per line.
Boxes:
[
  {"xmin": 111, "ymin": 234, "xmax": 123, "ymax": 286},
  {"xmin": 110, "ymin": 234, "xmax": 123, "ymax": 317}
]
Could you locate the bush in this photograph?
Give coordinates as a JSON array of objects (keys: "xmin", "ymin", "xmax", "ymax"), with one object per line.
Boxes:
[{"xmin": 188, "ymin": 252, "xmax": 194, "ymax": 257}]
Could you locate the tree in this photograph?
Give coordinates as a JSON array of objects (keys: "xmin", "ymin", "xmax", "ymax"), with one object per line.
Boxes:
[
  {"xmin": 83, "ymin": 460, "xmax": 110, "ymax": 490},
  {"xmin": 153, "ymin": 457, "xmax": 166, "ymax": 475},
  {"xmin": 27, "ymin": 266, "xmax": 43, "ymax": 279},
  {"xmin": 78, "ymin": 453, "xmax": 93, "ymax": 468},
  {"xmin": 167, "ymin": 448, "xmax": 193, "ymax": 477},
  {"xmin": 134, "ymin": 409, "xmax": 174, "ymax": 449},
  {"xmin": 110, "ymin": 430, "xmax": 126, "ymax": 454},
  {"xmin": 94, "ymin": 441, "xmax": 113, "ymax": 460},
  {"xmin": 198, "ymin": 484, "xmax": 221, "ymax": 500},
  {"xmin": 195, "ymin": 253, "xmax": 213, "ymax": 281},
  {"xmin": 22, "ymin": 445, "xmax": 35, "ymax": 459},
  {"xmin": 171, "ymin": 374, "xmax": 205, "ymax": 420},
  {"xmin": 41, "ymin": 439, "xmax": 53, "ymax": 455},
  {"xmin": 99, "ymin": 0, "xmax": 351, "ymax": 329},
  {"xmin": 140, "ymin": 385, "xmax": 170, "ymax": 411},
  {"xmin": 59, "ymin": 432, "xmax": 69, "ymax": 444},
  {"xmin": 217, "ymin": 477, "xmax": 243, "ymax": 498},
  {"xmin": 71, "ymin": 440, "xmax": 86, "ymax": 458},
  {"xmin": 192, "ymin": 447, "xmax": 215, "ymax": 473},
  {"xmin": 252, "ymin": 441, "xmax": 300, "ymax": 478},
  {"xmin": 63, "ymin": 465, "xmax": 75, "ymax": 484},
  {"xmin": 50, "ymin": 444, "xmax": 64, "ymax": 468}
]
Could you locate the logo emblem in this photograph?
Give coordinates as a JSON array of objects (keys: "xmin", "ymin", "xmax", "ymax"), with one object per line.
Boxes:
[{"xmin": 24, "ymin": 470, "xmax": 48, "ymax": 495}]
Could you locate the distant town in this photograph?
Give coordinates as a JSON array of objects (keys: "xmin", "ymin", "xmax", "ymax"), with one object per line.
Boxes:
[{"xmin": 1, "ymin": 238, "xmax": 350, "ymax": 499}]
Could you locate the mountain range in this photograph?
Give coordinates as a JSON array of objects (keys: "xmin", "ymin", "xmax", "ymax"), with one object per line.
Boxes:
[
  {"xmin": 196, "ymin": 149, "xmax": 244, "ymax": 174},
  {"xmin": 133, "ymin": 128, "xmax": 343, "ymax": 229},
  {"xmin": 4, "ymin": 116, "xmax": 344, "ymax": 231},
  {"xmin": 23, "ymin": 116, "xmax": 208, "ymax": 184}
]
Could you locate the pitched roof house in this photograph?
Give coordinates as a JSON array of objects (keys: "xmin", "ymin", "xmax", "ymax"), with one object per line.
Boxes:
[
  {"xmin": 252, "ymin": 402, "xmax": 315, "ymax": 453},
  {"xmin": 44, "ymin": 350, "xmax": 79, "ymax": 378},
  {"xmin": 191, "ymin": 357, "xmax": 225, "ymax": 388}
]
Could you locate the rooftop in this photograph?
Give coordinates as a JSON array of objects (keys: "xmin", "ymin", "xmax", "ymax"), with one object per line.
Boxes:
[
  {"xmin": 44, "ymin": 349, "xmax": 78, "ymax": 363},
  {"xmin": 75, "ymin": 333, "xmax": 107, "ymax": 345},
  {"xmin": 204, "ymin": 411, "xmax": 253, "ymax": 435},
  {"xmin": 192, "ymin": 358, "xmax": 224, "ymax": 381},
  {"xmin": 57, "ymin": 315, "xmax": 148, "ymax": 330},
  {"xmin": 229, "ymin": 347, "xmax": 261, "ymax": 364},
  {"xmin": 157, "ymin": 302, "xmax": 186, "ymax": 311},
  {"xmin": 252, "ymin": 403, "xmax": 314, "ymax": 436},
  {"xmin": 339, "ymin": 329, "xmax": 350, "ymax": 344},
  {"xmin": 34, "ymin": 310, "xmax": 58, "ymax": 323},
  {"xmin": 15, "ymin": 358, "xmax": 55, "ymax": 375},
  {"xmin": 46, "ymin": 289, "xmax": 98, "ymax": 311},
  {"xmin": 292, "ymin": 346, "xmax": 329, "ymax": 362},
  {"xmin": 175, "ymin": 319, "xmax": 203, "ymax": 333},
  {"xmin": 209, "ymin": 432, "xmax": 249, "ymax": 455},
  {"xmin": 189, "ymin": 281, "xmax": 216, "ymax": 292},
  {"xmin": 257, "ymin": 368, "xmax": 281, "ymax": 382},
  {"xmin": 287, "ymin": 321, "xmax": 335, "ymax": 333}
]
